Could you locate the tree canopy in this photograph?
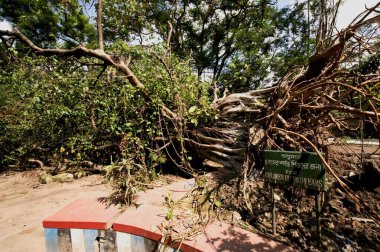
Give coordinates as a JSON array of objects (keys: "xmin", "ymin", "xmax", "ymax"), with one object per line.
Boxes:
[
  {"xmin": 0, "ymin": 0, "xmax": 321, "ymax": 90},
  {"xmin": 101, "ymin": 0, "xmax": 318, "ymax": 90}
]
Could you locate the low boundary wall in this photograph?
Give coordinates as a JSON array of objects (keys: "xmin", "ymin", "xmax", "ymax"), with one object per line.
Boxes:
[{"xmin": 43, "ymin": 179, "xmax": 295, "ymax": 252}]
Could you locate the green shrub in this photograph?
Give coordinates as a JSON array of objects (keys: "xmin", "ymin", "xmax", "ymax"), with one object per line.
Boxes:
[{"xmin": 0, "ymin": 43, "xmax": 211, "ymax": 173}]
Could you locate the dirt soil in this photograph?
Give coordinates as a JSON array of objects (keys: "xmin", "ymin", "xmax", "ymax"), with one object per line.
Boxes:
[
  {"xmin": 213, "ymin": 145, "xmax": 380, "ymax": 252},
  {"xmin": 0, "ymin": 170, "xmax": 109, "ymax": 252},
  {"xmin": 1, "ymin": 144, "xmax": 379, "ymax": 252}
]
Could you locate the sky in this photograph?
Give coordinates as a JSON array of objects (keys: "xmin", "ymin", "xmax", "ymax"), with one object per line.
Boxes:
[
  {"xmin": 0, "ymin": 20, "xmax": 10, "ymax": 30},
  {"xmin": 277, "ymin": 0, "xmax": 379, "ymax": 30},
  {"xmin": 0, "ymin": 0, "xmax": 379, "ymax": 31}
]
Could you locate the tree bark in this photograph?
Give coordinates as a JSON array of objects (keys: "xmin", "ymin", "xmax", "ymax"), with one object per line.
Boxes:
[{"xmin": 97, "ymin": 0, "xmax": 104, "ymax": 51}]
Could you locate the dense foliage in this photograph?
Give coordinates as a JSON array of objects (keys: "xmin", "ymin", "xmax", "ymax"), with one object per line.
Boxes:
[
  {"xmin": 0, "ymin": 43, "xmax": 211, "ymax": 172},
  {"xmin": 0, "ymin": 0, "xmax": 316, "ymax": 170}
]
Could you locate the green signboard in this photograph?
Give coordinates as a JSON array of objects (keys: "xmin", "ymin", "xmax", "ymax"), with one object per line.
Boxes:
[{"xmin": 263, "ymin": 150, "xmax": 326, "ymax": 191}]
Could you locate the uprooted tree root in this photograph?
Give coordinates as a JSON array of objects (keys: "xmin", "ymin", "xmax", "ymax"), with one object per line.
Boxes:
[{"xmin": 178, "ymin": 3, "xmax": 380, "ymax": 223}]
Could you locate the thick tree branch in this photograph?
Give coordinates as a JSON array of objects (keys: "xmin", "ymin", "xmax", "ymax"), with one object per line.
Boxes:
[
  {"xmin": 294, "ymin": 8, "xmax": 380, "ymax": 85},
  {"xmin": 211, "ymin": 87, "xmax": 274, "ymax": 113},
  {"xmin": 97, "ymin": 0, "xmax": 104, "ymax": 51},
  {"xmin": 0, "ymin": 29, "xmax": 146, "ymax": 94}
]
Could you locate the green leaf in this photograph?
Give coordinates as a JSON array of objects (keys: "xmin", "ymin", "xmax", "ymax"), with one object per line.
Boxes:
[
  {"xmin": 157, "ymin": 155, "xmax": 167, "ymax": 164},
  {"xmin": 149, "ymin": 152, "xmax": 158, "ymax": 161},
  {"xmin": 32, "ymin": 96, "xmax": 40, "ymax": 103},
  {"xmin": 214, "ymin": 200, "xmax": 222, "ymax": 208},
  {"xmin": 188, "ymin": 106, "xmax": 197, "ymax": 114},
  {"xmin": 165, "ymin": 209, "xmax": 174, "ymax": 221},
  {"xmin": 190, "ymin": 118, "xmax": 198, "ymax": 126}
]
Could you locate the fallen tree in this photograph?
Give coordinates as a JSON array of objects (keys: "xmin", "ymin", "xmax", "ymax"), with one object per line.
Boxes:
[{"xmin": 1, "ymin": 2, "xmax": 380, "ymax": 210}]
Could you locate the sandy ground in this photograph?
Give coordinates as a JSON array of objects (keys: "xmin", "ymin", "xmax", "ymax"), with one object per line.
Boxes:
[
  {"xmin": 0, "ymin": 170, "xmax": 109, "ymax": 252},
  {"xmin": 330, "ymin": 144, "xmax": 380, "ymax": 155}
]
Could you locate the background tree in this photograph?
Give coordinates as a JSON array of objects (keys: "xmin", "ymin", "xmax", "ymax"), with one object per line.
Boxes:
[
  {"xmin": 0, "ymin": 0, "xmax": 322, "ymax": 91},
  {"xmin": 0, "ymin": 0, "xmax": 96, "ymax": 47},
  {"xmin": 102, "ymin": 0, "xmax": 318, "ymax": 91}
]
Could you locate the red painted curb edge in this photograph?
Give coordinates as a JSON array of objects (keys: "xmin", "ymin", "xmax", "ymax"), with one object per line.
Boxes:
[
  {"xmin": 112, "ymin": 223, "xmax": 203, "ymax": 252},
  {"xmin": 43, "ymin": 220, "xmax": 107, "ymax": 230},
  {"xmin": 112, "ymin": 223, "xmax": 162, "ymax": 241}
]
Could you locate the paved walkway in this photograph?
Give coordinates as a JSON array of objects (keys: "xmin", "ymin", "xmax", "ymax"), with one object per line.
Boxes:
[{"xmin": 44, "ymin": 176, "xmax": 296, "ymax": 251}]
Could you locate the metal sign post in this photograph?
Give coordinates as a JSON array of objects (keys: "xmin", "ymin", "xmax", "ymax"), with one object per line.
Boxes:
[
  {"xmin": 271, "ymin": 184, "xmax": 276, "ymax": 235},
  {"xmin": 263, "ymin": 150, "xmax": 327, "ymax": 243},
  {"xmin": 315, "ymin": 192, "xmax": 321, "ymax": 247}
]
